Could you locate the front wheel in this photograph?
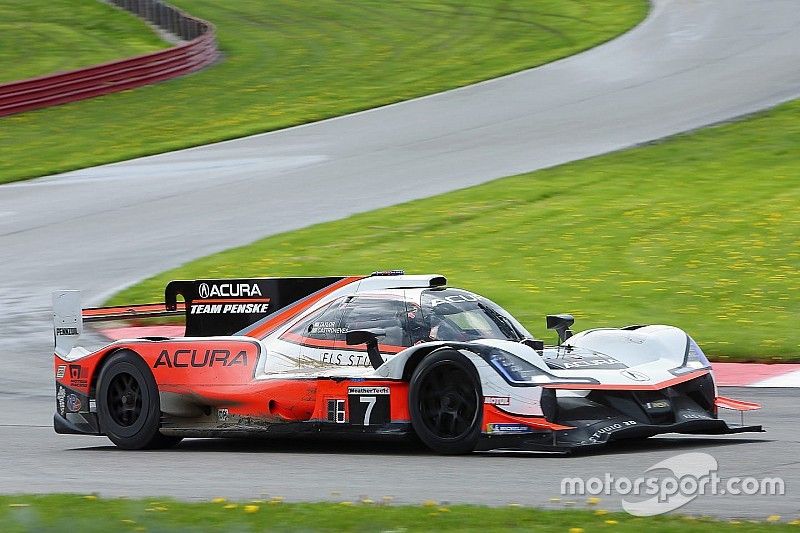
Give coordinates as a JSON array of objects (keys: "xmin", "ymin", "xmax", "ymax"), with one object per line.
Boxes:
[
  {"xmin": 408, "ymin": 350, "xmax": 482, "ymax": 454},
  {"xmin": 96, "ymin": 350, "xmax": 181, "ymax": 450}
]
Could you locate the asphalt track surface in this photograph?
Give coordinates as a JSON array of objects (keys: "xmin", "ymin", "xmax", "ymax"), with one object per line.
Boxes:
[{"xmin": 1, "ymin": 0, "xmax": 799, "ymax": 517}]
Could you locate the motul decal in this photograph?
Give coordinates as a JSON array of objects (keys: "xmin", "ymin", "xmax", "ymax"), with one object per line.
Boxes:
[
  {"xmin": 484, "ymin": 396, "xmax": 511, "ymax": 405},
  {"xmin": 153, "ymin": 349, "xmax": 248, "ymax": 368}
]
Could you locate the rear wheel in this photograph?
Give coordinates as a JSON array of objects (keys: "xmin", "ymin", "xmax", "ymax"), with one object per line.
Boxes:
[
  {"xmin": 97, "ymin": 350, "xmax": 181, "ymax": 450},
  {"xmin": 409, "ymin": 350, "xmax": 482, "ymax": 454}
]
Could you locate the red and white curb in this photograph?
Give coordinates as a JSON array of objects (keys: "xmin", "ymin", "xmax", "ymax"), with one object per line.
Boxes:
[
  {"xmin": 713, "ymin": 362, "xmax": 800, "ymax": 388},
  {"xmin": 100, "ymin": 327, "xmax": 800, "ymax": 388}
]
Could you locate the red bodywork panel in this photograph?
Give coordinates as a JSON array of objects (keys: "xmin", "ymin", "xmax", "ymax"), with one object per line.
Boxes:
[{"xmin": 54, "ymin": 338, "xmax": 411, "ymax": 427}]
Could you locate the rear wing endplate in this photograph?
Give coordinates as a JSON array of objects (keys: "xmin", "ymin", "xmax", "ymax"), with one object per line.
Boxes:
[{"xmin": 53, "ymin": 290, "xmax": 184, "ymax": 357}]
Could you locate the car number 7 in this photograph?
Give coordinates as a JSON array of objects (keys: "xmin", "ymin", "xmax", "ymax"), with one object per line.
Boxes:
[{"xmin": 360, "ymin": 396, "xmax": 376, "ymax": 425}]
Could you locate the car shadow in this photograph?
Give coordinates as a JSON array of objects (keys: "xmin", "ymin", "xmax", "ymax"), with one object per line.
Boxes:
[{"xmin": 68, "ymin": 435, "xmax": 770, "ymax": 457}]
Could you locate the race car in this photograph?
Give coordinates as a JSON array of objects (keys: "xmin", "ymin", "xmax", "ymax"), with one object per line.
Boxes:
[{"xmin": 52, "ymin": 271, "xmax": 761, "ymax": 453}]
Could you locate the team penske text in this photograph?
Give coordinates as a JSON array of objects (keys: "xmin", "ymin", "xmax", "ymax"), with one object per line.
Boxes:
[{"xmin": 191, "ymin": 303, "xmax": 270, "ymax": 314}]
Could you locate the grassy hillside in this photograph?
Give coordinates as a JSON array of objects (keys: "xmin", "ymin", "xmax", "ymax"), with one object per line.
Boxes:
[
  {"xmin": 0, "ymin": 0, "xmax": 166, "ymax": 83},
  {"xmin": 0, "ymin": 0, "xmax": 647, "ymax": 183},
  {"xmin": 112, "ymin": 100, "xmax": 800, "ymax": 362}
]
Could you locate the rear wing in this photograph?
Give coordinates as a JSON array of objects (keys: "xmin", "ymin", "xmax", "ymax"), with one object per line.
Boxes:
[{"xmin": 53, "ymin": 276, "xmax": 352, "ymax": 356}]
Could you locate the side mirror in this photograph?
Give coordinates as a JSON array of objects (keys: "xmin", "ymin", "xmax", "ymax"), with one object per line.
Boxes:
[
  {"xmin": 546, "ymin": 314, "xmax": 574, "ymax": 344},
  {"xmin": 345, "ymin": 329, "xmax": 386, "ymax": 369}
]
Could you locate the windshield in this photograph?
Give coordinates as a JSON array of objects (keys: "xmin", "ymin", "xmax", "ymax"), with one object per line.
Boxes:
[{"xmin": 410, "ymin": 289, "xmax": 531, "ymax": 343}]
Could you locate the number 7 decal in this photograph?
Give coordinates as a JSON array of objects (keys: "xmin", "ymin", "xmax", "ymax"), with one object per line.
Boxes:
[
  {"xmin": 360, "ymin": 396, "xmax": 376, "ymax": 425},
  {"xmin": 348, "ymin": 387, "xmax": 391, "ymax": 426}
]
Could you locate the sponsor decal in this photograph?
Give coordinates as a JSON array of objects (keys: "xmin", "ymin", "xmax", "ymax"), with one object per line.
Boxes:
[
  {"xmin": 645, "ymin": 399, "xmax": 670, "ymax": 409},
  {"xmin": 198, "ymin": 282, "xmax": 262, "ymax": 299},
  {"xmin": 546, "ymin": 352, "xmax": 626, "ymax": 370},
  {"xmin": 153, "ymin": 349, "xmax": 248, "ymax": 368},
  {"xmin": 311, "ymin": 321, "xmax": 348, "ymax": 335},
  {"xmin": 484, "ymin": 396, "xmax": 511, "ymax": 406},
  {"xmin": 69, "ymin": 365, "xmax": 88, "ymax": 388},
  {"xmin": 348, "ymin": 388, "xmax": 391, "ymax": 426},
  {"xmin": 621, "ymin": 370, "xmax": 649, "ymax": 382},
  {"xmin": 56, "ymin": 365, "xmax": 66, "ymax": 379},
  {"xmin": 321, "ymin": 352, "xmax": 373, "ymax": 367},
  {"xmin": 486, "ymin": 423, "xmax": 532, "ymax": 434},
  {"xmin": 56, "ymin": 386, "xmax": 66, "ymax": 416},
  {"xmin": 190, "ymin": 302, "xmax": 270, "ymax": 315},
  {"xmin": 66, "ymin": 394, "xmax": 82, "ymax": 413},
  {"xmin": 560, "ymin": 358, "xmax": 623, "ymax": 369},
  {"xmin": 429, "ymin": 293, "xmax": 478, "ymax": 307},
  {"xmin": 589, "ymin": 420, "xmax": 638, "ymax": 441},
  {"xmin": 348, "ymin": 386, "xmax": 390, "ymax": 395},
  {"xmin": 680, "ymin": 412, "xmax": 705, "ymax": 420},
  {"xmin": 326, "ymin": 399, "xmax": 346, "ymax": 423},
  {"xmin": 217, "ymin": 408, "xmax": 229, "ymax": 422},
  {"xmin": 56, "ymin": 327, "xmax": 79, "ymax": 336}
]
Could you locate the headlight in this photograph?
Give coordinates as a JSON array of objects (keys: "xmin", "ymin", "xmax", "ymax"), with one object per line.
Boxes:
[
  {"xmin": 486, "ymin": 349, "xmax": 547, "ymax": 384},
  {"xmin": 471, "ymin": 346, "xmax": 598, "ymax": 386}
]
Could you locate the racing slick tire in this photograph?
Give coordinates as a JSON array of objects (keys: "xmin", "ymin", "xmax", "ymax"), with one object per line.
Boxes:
[
  {"xmin": 96, "ymin": 350, "xmax": 181, "ymax": 450},
  {"xmin": 409, "ymin": 349, "xmax": 482, "ymax": 454}
]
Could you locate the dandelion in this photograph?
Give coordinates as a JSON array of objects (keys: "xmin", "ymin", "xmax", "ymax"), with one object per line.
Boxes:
[
  {"xmin": 438, "ymin": 507, "xmax": 450, "ymax": 513},
  {"xmin": 243, "ymin": 505, "xmax": 259, "ymax": 513},
  {"xmin": 83, "ymin": 495, "xmax": 98, "ymax": 501},
  {"xmin": 767, "ymin": 515, "xmax": 781, "ymax": 522},
  {"xmin": 549, "ymin": 497, "xmax": 562, "ymax": 503},
  {"xmin": 361, "ymin": 498, "xmax": 374, "ymax": 505},
  {"xmin": 224, "ymin": 503, "xmax": 238, "ymax": 510},
  {"xmin": 605, "ymin": 520, "xmax": 618, "ymax": 525},
  {"xmin": 211, "ymin": 497, "xmax": 226, "ymax": 504},
  {"xmin": 9, "ymin": 503, "xmax": 30, "ymax": 508},
  {"xmin": 423, "ymin": 500, "xmax": 438, "ymax": 507},
  {"xmin": 340, "ymin": 501, "xmax": 354, "ymax": 506},
  {"xmin": 586, "ymin": 497, "xmax": 601, "ymax": 506},
  {"xmin": 594, "ymin": 509, "xmax": 609, "ymax": 516},
  {"xmin": 121, "ymin": 519, "xmax": 136, "ymax": 525},
  {"xmin": 569, "ymin": 528, "xmax": 585, "ymax": 533}
]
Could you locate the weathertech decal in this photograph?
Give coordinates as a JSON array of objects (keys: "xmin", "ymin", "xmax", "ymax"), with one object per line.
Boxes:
[
  {"xmin": 153, "ymin": 349, "xmax": 248, "ymax": 368},
  {"xmin": 348, "ymin": 386, "xmax": 390, "ymax": 395}
]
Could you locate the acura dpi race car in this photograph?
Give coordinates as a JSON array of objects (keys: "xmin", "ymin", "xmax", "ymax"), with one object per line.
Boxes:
[{"xmin": 53, "ymin": 272, "xmax": 761, "ymax": 453}]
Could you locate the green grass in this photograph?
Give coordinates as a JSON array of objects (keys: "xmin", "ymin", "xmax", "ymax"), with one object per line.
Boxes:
[
  {"xmin": 0, "ymin": 0, "xmax": 647, "ymax": 183},
  {"xmin": 0, "ymin": 0, "xmax": 167, "ymax": 83},
  {"xmin": 111, "ymin": 100, "xmax": 800, "ymax": 362},
  {"xmin": 1, "ymin": 495, "xmax": 795, "ymax": 532}
]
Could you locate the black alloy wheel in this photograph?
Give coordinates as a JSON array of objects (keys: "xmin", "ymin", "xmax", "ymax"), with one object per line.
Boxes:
[
  {"xmin": 96, "ymin": 350, "xmax": 181, "ymax": 450},
  {"xmin": 106, "ymin": 372, "xmax": 143, "ymax": 427},
  {"xmin": 409, "ymin": 350, "xmax": 482, "ymax": 454}
]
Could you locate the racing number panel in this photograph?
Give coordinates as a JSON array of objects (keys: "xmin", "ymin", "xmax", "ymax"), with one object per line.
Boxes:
[{"xmin": 316, "ymin": 381, "xmax": 408, "ymax": 426}]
